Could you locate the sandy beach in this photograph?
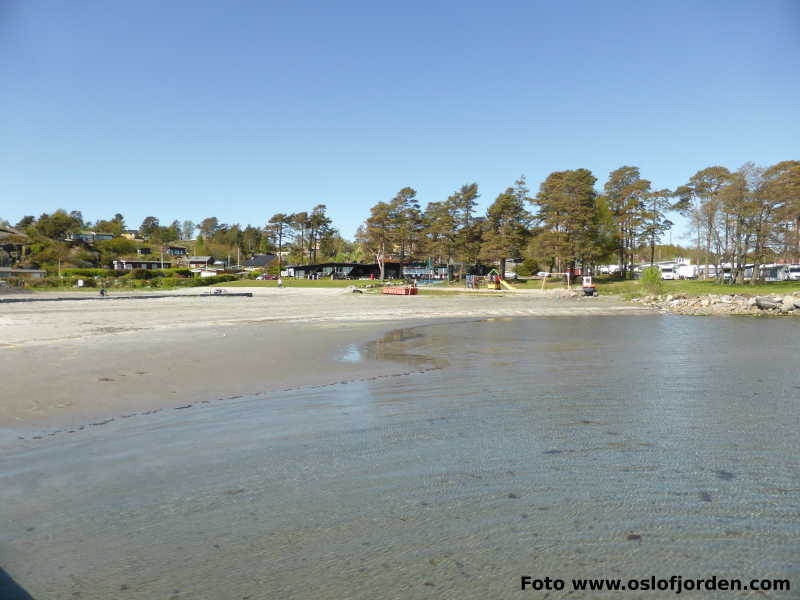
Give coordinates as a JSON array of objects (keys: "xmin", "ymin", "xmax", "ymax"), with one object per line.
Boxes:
[{"xmin": 0, "ymin": 287, "xmax": 646, "ymax": 429}]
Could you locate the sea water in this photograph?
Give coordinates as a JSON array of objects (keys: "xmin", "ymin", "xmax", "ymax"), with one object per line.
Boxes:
[{"xmin": 1, "ymin": 316, "xmax": 798, "ymax": 599}]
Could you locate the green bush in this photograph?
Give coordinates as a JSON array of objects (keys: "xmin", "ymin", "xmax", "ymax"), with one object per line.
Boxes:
[
  {"xmin": 639, "ymin": 266, "xmax": 665, "ymax": 295},
  {"xmin": 130, "ymin": 268, "xmax": 157, "ymax": 280},
  {"xmin": 516, "ymin": 258, "xmax": 539, "ymax": 277},
  {"xmin": 62, "ymin": 268, "xmax": 113, "ymax": 277},
  {"xmin": 196, "ymin": 274, "xmax": 239, "ymax": 286}
]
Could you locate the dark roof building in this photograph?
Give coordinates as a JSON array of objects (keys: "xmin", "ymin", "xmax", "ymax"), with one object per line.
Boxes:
[
  {"xmin": 243, "ymin": 254, "xmax": 276, "ymax": 269},
  {"xmin": 286, "ymin": 262, "xmax": 403, "ymax": 279}
]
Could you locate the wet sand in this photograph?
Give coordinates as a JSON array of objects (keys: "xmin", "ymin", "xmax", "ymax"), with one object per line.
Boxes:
[{"xmin": 0, "ymin": 287, "xmax": 646, "ymax": 428}]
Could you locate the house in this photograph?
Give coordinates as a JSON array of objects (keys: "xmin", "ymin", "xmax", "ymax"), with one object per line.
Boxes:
[
  {"xmin": 0, "ymin": 226, "xmax": 31, "ymax": 267},
  {"xmin": 112, "ymin": 259, "xmax": 171, "ymax": 270},
  {"xmin": 166, "ymin": 245, "xmax": 188, "ymax": 257},
  {"xmin": 0, "ymin": 267, "xmax": 46, "ymax": 281},
  {"xmin": 286, "ymin": 262, "xmax": 403, "ymax": 280},
  {"xmin": 121, "ymin": 230, "xmax": 143, "ymax": 241},
  {"xmin": 243, "ymin": 253, "xmax": 276, "ymax": 270},
  {"xmin": 64, "ymin": 231, "xmax": 115, "ymax": 243},
  {"xmin": 187, "ymin": 256, "xmax": 215, "ymax": 268},
  {"xmin": 137, "ymin": 247, "xmax": 152, "ymax": 255}
]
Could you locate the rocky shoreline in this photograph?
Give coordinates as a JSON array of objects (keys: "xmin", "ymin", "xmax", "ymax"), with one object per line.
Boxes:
[{"xmin": 631, "ymin": 291, "xmax": 800, "ymax": 316}]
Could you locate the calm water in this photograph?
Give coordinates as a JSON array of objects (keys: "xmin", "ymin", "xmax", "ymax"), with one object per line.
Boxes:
[{"xmin": 1, "ymin": 316, "xmax": 799, "ymax": 599}]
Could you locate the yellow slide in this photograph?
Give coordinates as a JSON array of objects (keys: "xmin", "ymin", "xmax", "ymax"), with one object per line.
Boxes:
[{"xmin": 499, "ymin": 278, "xmax": 516, "ymax": 290}]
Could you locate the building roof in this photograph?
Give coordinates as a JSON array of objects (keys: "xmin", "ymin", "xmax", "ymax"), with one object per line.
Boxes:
[
  {"xmin": 244, "ymin": 254, "xmax": 276, "ymax": 267},
  {"xmin": 0, "ymin": 226, "xmax": 32, "ymax": 245}
]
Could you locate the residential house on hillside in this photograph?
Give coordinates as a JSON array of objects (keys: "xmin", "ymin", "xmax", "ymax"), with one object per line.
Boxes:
[
  {"xmin": 166, "ymin": 245, "xmax": 188, "ymax": 256},
  {"xmin": 0, "ymin": 226, "xmax": 31, "ymax": 267},
  {"xmin": 187, "ymin": 256, "xmax": 215, "ymax": 269},
  {"xmin": 65, "ymin": 231, "xmax": 115, "ymax": 243},
  {"xmin": 137, "ymin": 247, "xmax": 152, "ymax": 255},
  {"xmin": 113, "ymin": 259, "xmax": 171, "ymax": 270},
  {"xmin": 121, "ymin": 230, "xmax": 144, "ymax": 241}
]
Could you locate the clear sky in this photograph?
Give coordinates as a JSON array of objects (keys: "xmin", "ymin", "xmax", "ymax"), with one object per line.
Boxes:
[{"xmin": 2, "ymin": 0, "xmax": 798, "ymax": 241}]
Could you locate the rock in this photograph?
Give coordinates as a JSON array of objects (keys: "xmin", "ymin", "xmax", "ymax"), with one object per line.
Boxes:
[
  {"xmin": 783, "ymin": 296, "xmax": 796, "ymax": 309},
  {"xmin": 755, "ymin": 297, "xmax": 778, "ymax": 310},
  {"xmin": 719, "ymin": 295, "xmax": 733, "ymax": 303}
]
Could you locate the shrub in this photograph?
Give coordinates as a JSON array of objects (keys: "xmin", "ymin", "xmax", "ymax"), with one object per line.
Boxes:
[
  {"xmin": 130, "ymin": 268, "xmax": 157, "ymax": 280},
  {"xmin": 62, "ymin": 268, "xmax": 113, "ymax": 277},
  {"xmin": 516, "ymin": 258, "xmax": 539, "ymax": 277},
  {"xmin": 639, "ymin": 266, "xmax": 665, "ymax": 295},
  {"xmin": 196, "ymin": 274, "xmax": 239, "ymax": 286}
]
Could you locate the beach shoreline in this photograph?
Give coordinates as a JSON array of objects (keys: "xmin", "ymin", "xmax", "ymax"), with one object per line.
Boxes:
[{"xmin": 1, "ymin": 287, "xmax": 648, "ymax": 430}]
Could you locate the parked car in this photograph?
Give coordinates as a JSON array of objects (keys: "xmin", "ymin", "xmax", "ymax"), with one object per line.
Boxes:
[
  {"xmin": 787, "ymin": 266, "xmax": 800, "ymax": 281},
  {"xmin": 256, "ymin": 274, "xmax": 277, "ymax": 280}
]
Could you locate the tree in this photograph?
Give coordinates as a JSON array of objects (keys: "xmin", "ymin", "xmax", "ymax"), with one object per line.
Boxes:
[
  {"xmin": 356, "ymin": 202, "xmax": 393, "ymax": 279},
  {"xmin": 267, "ymin": 212, "xmax": 293, "ymax": 271},
  {"xmin": 289, "ymin": 212, "xmax": 310, "ymax": 264},
  {"xmin": 763, "ymin": 160, "xmax": 800, "ymax": 263},
  {"xmin": 308, "ymin": 205, "xmax": 333, "ymax": 263},
  {"xmin": 423, "ymin": 200, "xmax": 458, "ymax": 268},
  {"xmin": 139, "ymin": 216, "xmax": 160, "ymax": 238},
  {"xmin": 531, "ymin": 169, "xmax": 601, "ymax": 273},
  {"xmin": 197, "ymin": 217, "xmax": 220, "ymax": 240},
  {"xmin": 604, "ymin": 166, "xmax": 651, "ymax": 278},
  {"xmin": 674, "ymin": 166, "xmax": 731, "ymax": 277},
  {"xmin": 387, "ymin": 188, "xmax": 423, "ymax": 262},
  {"xmin": 15, "ymin": 216, "xmax": 35, "ymax": 230},
  {"xmin": 454, "ymin": 184, "xmax": 480, "ymax": 272},
  {"xmin": 640, "ymin": 188, "xmax": 674, "ymax": 266},
  {"xmin": 480, "ymin": 177, "xmax": 532, "ymax": 277},
  {"xmin": 35, "ymin": 210, "xmax": 82, "ymax": 239},
  {"xmin": 181, "ymin": 220, "xmax": 196, "ymax": 241}
]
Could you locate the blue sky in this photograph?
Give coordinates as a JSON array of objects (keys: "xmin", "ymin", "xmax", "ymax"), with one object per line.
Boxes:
[{"xmin": 2, "ymin": 0, "xmax": 798, "ymax": 241}]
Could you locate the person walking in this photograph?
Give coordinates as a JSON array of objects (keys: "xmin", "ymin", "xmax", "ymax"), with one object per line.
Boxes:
[{"xmin": 277, "ymin": 277, "xmax": 283, "ymax": 288}]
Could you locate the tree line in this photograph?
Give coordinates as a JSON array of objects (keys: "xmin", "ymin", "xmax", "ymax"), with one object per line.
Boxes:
[
  {"xmin": 355, "ymin": 160, "xmax": 799, "ymax": 283},
  {"xmin": 4, "ymin": 159, "xmax": 798, "ymax": 283}
]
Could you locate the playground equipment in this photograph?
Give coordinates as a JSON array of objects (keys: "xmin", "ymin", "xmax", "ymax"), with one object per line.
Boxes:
[
  {"xmin": 581, "ymin": 275, "xmax": 598, "ymax": 296},
  {"xmin": 466, "ymin": 269, "xmax": 516, "ymax": 290},
  {"xmin": 540, "ymin": 272, "xmax": 572, "ymax": 290}
]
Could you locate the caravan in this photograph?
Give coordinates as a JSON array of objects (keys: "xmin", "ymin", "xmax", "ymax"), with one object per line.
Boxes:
[{"xmin": 676, "ymin": 264, "xmax": 697, "ymax": 279}]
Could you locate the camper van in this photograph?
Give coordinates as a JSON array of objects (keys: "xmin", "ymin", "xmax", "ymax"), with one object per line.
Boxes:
[
  {"xmin": 676, "ymin": 264, "xmax": 697, "ymax": 279},
  {"xmin": 659, "ymin": 265, "xmax": 677, "ymax": 280}
]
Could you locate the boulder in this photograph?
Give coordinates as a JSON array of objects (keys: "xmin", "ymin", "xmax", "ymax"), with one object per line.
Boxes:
[
  {"xmin": 755, "ymin": 297, "xmax": 778, "ymax": 310},
  {"xmin": 783, "ymin": 296, "xmax": 796, "ymax": 309}
]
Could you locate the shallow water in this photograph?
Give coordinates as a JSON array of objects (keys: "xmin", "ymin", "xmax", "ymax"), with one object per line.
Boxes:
[{"xmin": 1, "ymin": 316, "xmax": 799, "ymax": 599}]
